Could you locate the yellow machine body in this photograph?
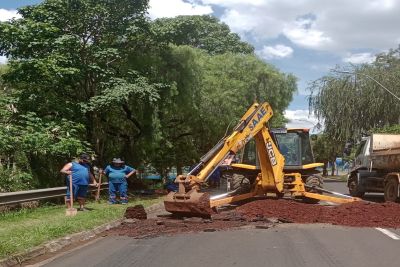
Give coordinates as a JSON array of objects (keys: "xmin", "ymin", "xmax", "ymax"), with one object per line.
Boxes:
[{"xmin": 164, "ymin": 102, "xmax": 359, "ymax": 217}]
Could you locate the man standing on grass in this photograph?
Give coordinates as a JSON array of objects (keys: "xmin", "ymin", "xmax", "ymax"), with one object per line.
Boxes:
[
  {"xmin": 60, "ymin": 153, "xmax": 98, "ymax": 211},
  {"xmin": 104, "ymin": 158, "xmax": 136, "ymax": 204}
]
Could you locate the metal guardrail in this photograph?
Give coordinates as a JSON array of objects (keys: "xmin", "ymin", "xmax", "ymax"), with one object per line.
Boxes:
[{"xmin": 0, "ymin": 183, "xmax": 109, "ymax": 206}]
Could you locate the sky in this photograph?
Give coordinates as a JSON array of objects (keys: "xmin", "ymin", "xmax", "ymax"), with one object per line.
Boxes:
[{"xmin": 1, "ymin": 0, "xmax": 399, "ymax": 130}]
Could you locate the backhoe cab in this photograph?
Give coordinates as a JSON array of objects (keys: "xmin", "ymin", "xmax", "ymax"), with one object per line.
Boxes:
[
  {"xmin": 164, "ymin": 102, "xmax": 359, "ymax": 217},
  {"xmin": 272, "ymin": 128, "xmax": 322, "ymax": 172},
  {"xmin": 228, "ymin": 128, "xmax": 324, "ymax": 201}
]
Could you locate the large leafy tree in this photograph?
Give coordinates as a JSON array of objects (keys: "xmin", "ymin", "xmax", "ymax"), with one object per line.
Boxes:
[
  {"xmin": 0, "ymin": 0, "xmax": 161, "ymax": 166},
  {"xmin": 151, "ymin": 46, "xmax": 297, "ymax": 173},
  {"xmin": 309, "ymin": 47, "xmax": 400, "ymax": 145},
  {"xmin": 0, "ymin": 66, "xmax": 89, "ymax": 190},
  {"xmin": 0, "ymin": 0, "xmax": 298, "ymax": 188},
  {"xmin": 0, "ymin": 0, "xmax": 166, "ymax": 189},
  {"xmin": 197, "ymin": 51, "xmax": 297, "ymax": 150},
  {"xmin": 152, "ymin": 15, "xmax": 254, "ymax": 55}
]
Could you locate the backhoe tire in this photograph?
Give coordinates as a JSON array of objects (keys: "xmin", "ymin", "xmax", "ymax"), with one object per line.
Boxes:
[
  {"xmin": 230, "ymin": 173, "xmax": 251, "ymax": 194},
  {"xmin": 303, "ymin": 175, "xmax": 324, "ymax": 204},
  {"xmin": 384, "ymin": 178, "xmax": 400, "ymax": 203},
  {"xmin": 348, "ymin": 174, "xmax": 365, "ymax": 198}
]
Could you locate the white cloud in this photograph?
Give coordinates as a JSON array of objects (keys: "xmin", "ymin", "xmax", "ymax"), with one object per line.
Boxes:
[
  {"xmin": 343, "ymin": 52, "xmax": 376, "ymax": 64},
  {"xmin": 284, "ymin": 109, "xmax": 322, "ymax": 133},
  {"xmin": 0, "ymin": 56, "xmax": 7, "ymax": 64},
  {"xmin": 148, "ymin": 0, "xmax": 212, "ymax": 19},
  {"xmin": 0, "ymin": 9, "xmax": 20, "ymax": 65},
  {"xmin": 283, "ymin": 18, "xmax": 332, "ymax": 49},
  {"xmin": 199, "ymin": 0, "xmax": 400, "ymax": 52},
  {"xmin": 367, "ymin": 0, "xmax": 395, "ymax": 10},
  {"xmin": 222, "ymin": 9, "xmax": 261, "ymax": 35},
  {"xmin": 202, "ymin": 0, "xmax": 265, "ymax": 5},
  {"xmin": 258, "ymin": 44, "xmax": 293, "ymax": 59},
  {"xmin": 0, "ymin": 9, "xmax": 20, "ymax": 22}
]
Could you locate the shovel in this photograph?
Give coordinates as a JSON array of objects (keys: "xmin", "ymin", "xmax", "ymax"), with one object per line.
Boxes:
[
  {"xmin": 95, "ymin": 170, "xmax": 103, "ymax": 203},
  {"xmin": 66, "ymin": 174, "xmax": 77, "ymax": 216}
]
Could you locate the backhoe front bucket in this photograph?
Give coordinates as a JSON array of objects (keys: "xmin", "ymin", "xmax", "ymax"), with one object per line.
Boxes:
[{"xmin": 164, "ymin": 190, "xmax": 214, "ymax": 218}]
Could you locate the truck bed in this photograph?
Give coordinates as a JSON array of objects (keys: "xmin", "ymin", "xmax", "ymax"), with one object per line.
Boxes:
[{"xmin": 370, "ymin": 134, "xmax": 400, "ymax": 170}]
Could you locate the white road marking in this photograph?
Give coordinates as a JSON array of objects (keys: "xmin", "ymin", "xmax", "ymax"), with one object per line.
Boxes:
[{"xmin": 375, "ymin": 228, "xmax": 400, "ymax": 240}]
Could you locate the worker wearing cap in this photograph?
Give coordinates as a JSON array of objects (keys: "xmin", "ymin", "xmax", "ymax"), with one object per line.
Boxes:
[
  {"xmin": 104, "ymin": 158, "xmax": 136, "ymax": 204},
  {"xmin": 60, "ymin": 153, "xmax": 98, "ymax": 211}
]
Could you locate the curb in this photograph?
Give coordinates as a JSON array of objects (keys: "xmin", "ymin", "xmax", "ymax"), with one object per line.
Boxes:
[{"xmin": 0, "ymin": 202, "xmax": 164, "ymax": 267}]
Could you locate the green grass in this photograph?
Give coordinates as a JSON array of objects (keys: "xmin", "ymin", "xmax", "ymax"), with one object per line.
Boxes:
[
  {"xmin": 323, "ymin": 174, "xmax": 348, "ymax": 181},
  {"xmin": 0, "ymin": 197, "xmax": 161, "ymax": 259}
]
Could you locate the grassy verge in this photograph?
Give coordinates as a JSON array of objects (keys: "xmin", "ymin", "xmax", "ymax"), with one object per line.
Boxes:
[
  {"xmin": 0, "ymin": 197, "xmax": 161, "ymax": 259},
  {"xmin": 323, "ymin": 175, "xmax": 348, "ymax": 182}
]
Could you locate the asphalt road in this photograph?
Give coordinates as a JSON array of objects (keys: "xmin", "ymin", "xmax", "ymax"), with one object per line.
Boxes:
[
  {"xmin": 34, "ymin": 182, "xmax": 400, "ymax": 267},
  {"xmin": 324, "ymin": 179, "xmax": 385, "ymax": 202}
]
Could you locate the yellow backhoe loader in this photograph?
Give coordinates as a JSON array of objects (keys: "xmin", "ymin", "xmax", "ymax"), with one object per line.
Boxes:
[
  {"xmin": 225, "ymin": 127, "xmax": 325, "ymax": 204},
  {"xmin": 164, "ymin": 102, "xmax": 359, "ymax": 217}
]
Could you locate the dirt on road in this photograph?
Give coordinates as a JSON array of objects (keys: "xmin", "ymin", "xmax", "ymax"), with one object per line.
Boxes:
[
  {"xmin": 110, "ymin": 198, "xmax": 400, "ymax": 239},
  {"xmin": 124, "ymin": 205, "xmax": 148, "ymax": 220},
  {"xmin": 236, "ymin": 198, "xmax": 400, "ymax": 228},
  {"xmin": 112, "ymin": 216, "xmax": 247, "ymax": 239},
  {"xmin": 110, "ymin": 199, "xmax": 400, "ymax": 238}
]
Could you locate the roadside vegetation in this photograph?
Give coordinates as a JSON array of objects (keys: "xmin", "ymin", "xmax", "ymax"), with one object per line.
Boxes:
[
  {"xmin": 309, "ymin": 47, "xmax": 400, "ymax": 169},
  {"xmin": 0, "ymin": 0, "xmax": 297, "ymax": 192},
  {"xmin": 0, "ymin": 197, "xmax": 160, "ymax": 258}
]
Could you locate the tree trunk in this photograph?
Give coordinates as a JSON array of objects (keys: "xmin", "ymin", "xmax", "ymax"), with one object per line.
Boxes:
[
  {"xmin": 330, "ymin": 161, "xmax": 335, "ymax": 176},
  {"xmin": 322, "ymin": 162, "xmax": 328, "ymax": 176}
]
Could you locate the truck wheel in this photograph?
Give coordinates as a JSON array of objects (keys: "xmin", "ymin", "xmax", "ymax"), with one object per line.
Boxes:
[
  {"xmin": 230, "ymin": 173, "xmax": 251, "ymax": 194},
  {"xmin": 348, "ymin": 175, "xmax": 365, "ymax": 197},
  {"xmin": 303, "ymin": 175, "xmax": 324, "ymax": 204},
  {"xmin": 384, "ymin": 178, "xmax": 400, "ymax": 203}
]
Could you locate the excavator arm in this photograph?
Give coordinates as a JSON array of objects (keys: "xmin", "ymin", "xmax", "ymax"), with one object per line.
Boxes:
[{"xmin": 194, "ymin": 102, "xmax": 281, "ymax": 185}]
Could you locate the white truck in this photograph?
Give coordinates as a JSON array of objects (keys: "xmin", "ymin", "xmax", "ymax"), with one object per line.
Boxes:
[{"xmin": 347, "ymin": 133, "xmax": 400, "ymax": 202}]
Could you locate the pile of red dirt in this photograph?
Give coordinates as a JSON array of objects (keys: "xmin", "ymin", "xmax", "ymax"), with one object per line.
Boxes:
[
  {"xmin": 236, "ymin": 198, "xmax": 400, "ymax": 228},
  {"xmin": 111, "ymin": 216, "xmax": 248, "ymax": 239},
  {"xmin": 124, "ymin": 205, "xmax": 147, "ymax": 220},
  {"xmin": 111, "ymin": 198, "xmax": 400, "ymax": 240}
]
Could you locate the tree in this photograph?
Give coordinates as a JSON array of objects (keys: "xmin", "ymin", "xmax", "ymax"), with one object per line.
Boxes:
[
  {"xmin": 0, "ymin": 0, "xmax": 161, "ymax": 166},
  {"xmin": 0, "ymin": 1, "xmax": 298, "ymax": 187},
  {"xmin": 152, "ymin": 15, "xmax": 254, "ymax": 55},
  {"xmin": 197, "ymin": 51, "xmax": 297, "ymax": 150},
  {"xmin": 151, "ymin": 47, "xmax": 297, "ymax": 172},
  {"xmin": 0, "ymin": 79, "xmax": 89, "ymax": 190},
  {"xmin": 311, "ymin": 134, "xmax": 341, "ymax": 176},
  {"xmin": 309, "ymin": 46, "xmax": 400, "ymax": 146}
]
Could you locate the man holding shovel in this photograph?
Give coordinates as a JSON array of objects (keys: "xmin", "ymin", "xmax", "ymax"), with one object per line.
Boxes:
[{"xmin": 61, "ymin": 153, "xmax": 98, "ymax": 211}]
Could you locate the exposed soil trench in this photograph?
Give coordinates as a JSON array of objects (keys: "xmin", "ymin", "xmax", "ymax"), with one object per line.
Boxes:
[{"xmin": 110, "ymin": 199, "xmax": 400, "ymax": 239}]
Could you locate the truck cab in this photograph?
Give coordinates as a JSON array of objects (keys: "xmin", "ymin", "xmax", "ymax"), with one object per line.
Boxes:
[{"xmin": 353, "ymin": 137, "xmax": 371, "ymax": 168}]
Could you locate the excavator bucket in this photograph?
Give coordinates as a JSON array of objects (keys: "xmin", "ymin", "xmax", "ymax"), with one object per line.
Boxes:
[{"xmin": 164, "ymin": 190, "xmax": 214, "ymax": 218}]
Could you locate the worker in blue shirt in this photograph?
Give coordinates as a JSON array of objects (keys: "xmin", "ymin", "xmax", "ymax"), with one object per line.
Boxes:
[
  {"xmin": 60, "ymin": 153, "xmax": 98, "ymax": 211},
  {"xmin": 104, "ymin": 158, "xmax": 136, "ymax": 204}
]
